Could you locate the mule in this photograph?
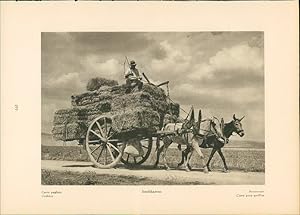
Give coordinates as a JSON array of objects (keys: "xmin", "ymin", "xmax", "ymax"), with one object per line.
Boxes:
[
  {"xmin": 178, "ymin": 114, "xmax": 245, "ymax": 172},
  {"xmin": 154, "ymin": 109, "xmax": 209, "ymax": 173}
]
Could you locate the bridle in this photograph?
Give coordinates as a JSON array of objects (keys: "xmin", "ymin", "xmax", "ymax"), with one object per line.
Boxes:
[{"xmin": 225, "ymin": 120, "xmax": 244, "ymax": 137}]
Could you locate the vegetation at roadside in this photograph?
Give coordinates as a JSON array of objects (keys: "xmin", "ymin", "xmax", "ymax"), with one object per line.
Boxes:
[
  {"xmin": 41, "ymin": 169, "xmax": 214, "ymax": 185},
  {"xmin": 42, "ymin": 145, "xmax": 265, "ymax": 172}
]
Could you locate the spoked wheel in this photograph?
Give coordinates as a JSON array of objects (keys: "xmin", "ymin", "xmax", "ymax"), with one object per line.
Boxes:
[
  {"xmin": 85, "ymin": 115, "xmax": 125, "ymax": 169},
  {"xmin": 121, "ymin": 137, "xmax": 153, "ymax": 166}
]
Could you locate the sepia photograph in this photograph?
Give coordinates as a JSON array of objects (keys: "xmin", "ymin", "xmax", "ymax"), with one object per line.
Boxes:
[
  {"xmin": 1, "ymin": 2, "xmax": 298, "ymax": 214},
  {"xmin": 41, "ymin": 32, "xmax": 265, "ymax": 185}
]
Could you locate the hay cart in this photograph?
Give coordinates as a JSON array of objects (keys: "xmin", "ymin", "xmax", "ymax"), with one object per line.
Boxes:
[
  {"xmin": 52, "ymin": 82, "xmax": 180, "ymax": 169},
  {"xmin": 84, "ymin": 114, "xmax": 172, "ymax": 169}
]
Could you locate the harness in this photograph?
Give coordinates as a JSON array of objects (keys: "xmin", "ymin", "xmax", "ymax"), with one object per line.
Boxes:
[
  {"xmin": 198, "ymin": 118, "xmax": 228, "ymax": 144},
  {"xmin": 172, "ymin": 124, "xmax": 193, "ymax": 151}
]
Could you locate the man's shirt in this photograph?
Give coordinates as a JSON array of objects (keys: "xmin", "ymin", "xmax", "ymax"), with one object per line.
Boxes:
[{"xmin": 125, "ymin": 68, "xmax": 141, "ymax": 80}]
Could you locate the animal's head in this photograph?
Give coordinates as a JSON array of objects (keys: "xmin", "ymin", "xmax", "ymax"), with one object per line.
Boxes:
[{"xmin": 231, "ymin": 114, "xmax": 245, "ymax": 137}]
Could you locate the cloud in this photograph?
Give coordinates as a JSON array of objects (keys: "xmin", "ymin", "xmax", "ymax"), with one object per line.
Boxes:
[
  {"xmin": 149, "ymin": 41, "xmax": 192, "ymax": 82},
  {"xmin": 248, "ymin": 35, "xmax": 264, "ymax": 49},
  {"xmin": 210, "ymin": 44, "xmax": 263, "ymax": 71},
  {"xmin": 41, "ymin": 32, "xmax": 74, "ymax": 52},
  {"xmin": 46, "ymin": 72, "xmax": 84, "ymax": 91},
  {"xmin": 148, "ymin": 44, "xmax": 168, "ymax": 60},
  {"xmin": 171, "ymin": 83, "xmax": 264, "ymax": 141},
  {"xmin": 172, "ymin": 83, "xmax": 263, "ymax": 110},
  {"xmin": 188, "ymin": 63, "xmax": 214, "ymax": 80},
  {"xmin": 81, "ymin": 56, "xmax": 123, "ymax": 82},
  {"xmin": 41, "ymin": 32, "xmax": 265, "ymax": 141},
  {"xmin": 71, "ymin": 32, "xmax": 153, "ymax": 56},
  {"xmin": 188, "ymin": 43, "xmax": 263, "ymax": 81},
  {"xmin": 243, "ymin": 109, "xmax": 265, "ymax": 141},
  {"xmin": 42, "ymin": 72, "xmax": 85, "ymax": 103}
]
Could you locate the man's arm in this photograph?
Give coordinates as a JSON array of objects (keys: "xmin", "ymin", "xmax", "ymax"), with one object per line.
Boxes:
[
  {"xmin": 136, "ymin": 68, "xmax": 142, "ymax": 80},
  {"xmin": 124, "ymin": 68, "xmax": 132, "ymax": 78}
]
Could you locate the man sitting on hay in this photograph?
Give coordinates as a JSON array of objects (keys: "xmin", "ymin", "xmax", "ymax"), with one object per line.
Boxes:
[{"xmin": 124, "ymin": 60, "xmax": 143, "ymax": 93}]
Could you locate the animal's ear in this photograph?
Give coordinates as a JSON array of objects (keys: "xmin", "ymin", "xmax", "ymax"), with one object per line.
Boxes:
[
  {"xmin": 233, "ymin": 114, "xmax": 237, "ymax": 120},
  {"xmin": 190, "ymin": 106, "xmax": 195, "ymax": 122},
  {"xmin": 197, "ymin": 109, "xmax": 202, "ymax": 129},
  {"xmin": 239, "ymin": 116, "xmax": 245, "ymax": 121},
  {"xmin": 221, "ymin": 118, "xmax": 225, "ymax": 135},
  {"xmin": 198, "ymin": 109, "xmax": 202, "ymax": 123}
]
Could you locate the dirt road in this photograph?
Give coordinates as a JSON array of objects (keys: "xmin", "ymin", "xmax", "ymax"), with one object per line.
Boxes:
[{"xmin": 42, "ymin": 160, "xmax": 264, "ymax": 185}]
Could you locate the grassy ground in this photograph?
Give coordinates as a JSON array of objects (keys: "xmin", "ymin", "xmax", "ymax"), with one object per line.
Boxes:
[
  {"xmin": 42, "ymin": 145, "xmax": 265, "ymax": 172},
  {"xmin": 41, "ymin": 169, "xmax": 213, "ymax": 185}
]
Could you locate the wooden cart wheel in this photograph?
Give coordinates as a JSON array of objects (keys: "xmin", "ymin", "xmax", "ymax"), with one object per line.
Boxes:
[
  {"xmin": 85, "ymin": 115, "xmax": 125, "ymax": 169},
  {"xmin": 121, "ymin": 137, "xmax": 153, "ymax": 166}
]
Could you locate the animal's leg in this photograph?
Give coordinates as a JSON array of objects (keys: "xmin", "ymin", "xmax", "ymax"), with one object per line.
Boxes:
[
  {"xmin": 191, "ymin": 140, "xmax": 208, "ymax": 173},
  {"xmin": 177, "ymin": 151, "xmax": 185, "ymax": 167},
  {"xmin": 153, "ymin": 145, "xmax": 164, "ymax": 168},
  {"xmin": 177, "ymin": 147, "xmax": 189, "ymax": 167},
  {"xmin": 186, "ymin": 147, "xmax": 193, "ymax": 170},
  {"xmin": 184, "ymin": 149, "xmax": 194, "ymax": 172},
  {"xmin": 206, "ymin": 148, "xmax": 217, "ymax": 171},
  {"xmin": 217, "ymin": 149, "xmax": 229, "ymax": 172},
  {"xmin": 161, "ymin": 142, "xmax": 171, "ymax": 170},
  {"xmin": 153, "ymin": 137, "xmax": 162, "ymax": 167},
  {"xmin": 155, "ymin": 136, "xmax": 160, "ymax": 151}
]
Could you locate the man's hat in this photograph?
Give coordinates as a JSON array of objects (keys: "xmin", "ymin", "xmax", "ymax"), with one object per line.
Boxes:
[{"xmin": 130, "ymin": 60, "xmax": 137, "ymax": 66}]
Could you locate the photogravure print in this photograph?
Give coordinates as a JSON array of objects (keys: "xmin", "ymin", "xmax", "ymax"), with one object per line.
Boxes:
[{"xmin": 41, "ymin": 32, "xmax": 264, "ymax": 185}]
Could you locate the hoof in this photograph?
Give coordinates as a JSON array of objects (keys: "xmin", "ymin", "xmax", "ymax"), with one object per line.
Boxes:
[
  {"xmin": 203, "ymin": 167, "xmax": 209, "ymax": 173},
  {"xmin": 223, "ymin": 169, "xmax": 229, "ymax": 173},
  {"xmin": 176, "ymin": 165, "xmax": 183, "ymax": 170},
  {"xmin": 165, "ymin": 167, "xmax": 171, "ymax": 171},
  {"xmin": 206, "ymin": 165, "xmax": 212, "ymax": 171},
  {"xmin": 185, "ymin": 168, "xmax": 190, "ymax": 172}
]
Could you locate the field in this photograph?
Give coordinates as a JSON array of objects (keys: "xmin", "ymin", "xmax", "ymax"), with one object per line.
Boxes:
[
  {"xmin": 41, "ymin": 133, "xmax": 264, "ymax": 185},
  {"xmin": 42, "ymin": 144, "xmax": 265, "ymax": 172}
]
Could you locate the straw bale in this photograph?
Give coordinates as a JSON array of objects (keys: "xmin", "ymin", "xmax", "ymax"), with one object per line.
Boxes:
[
  {"xmin": 112, "ymin": 108, "xmax": 161, "ymax": 133},
  {"xmin": 52, "ymin": 79, "xmax": 180, "ymax": 142},
  {"xmin": 86, "ymin": 77, "xmax": 118, "ymax": 91},
  {"xmin": 52, "ymin": 122, "xmax": 87, "ymax": 141}
]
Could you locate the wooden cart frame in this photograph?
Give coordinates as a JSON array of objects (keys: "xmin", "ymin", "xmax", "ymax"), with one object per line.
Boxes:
[{"xmin": 84, "ymin": 114, "xmax": 172, "ymax": 169}]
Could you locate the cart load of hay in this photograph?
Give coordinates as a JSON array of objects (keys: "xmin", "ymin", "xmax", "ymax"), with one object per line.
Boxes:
[{"xmin": 52, "ymin": 78, "xmax": 180, "ymax": 141}]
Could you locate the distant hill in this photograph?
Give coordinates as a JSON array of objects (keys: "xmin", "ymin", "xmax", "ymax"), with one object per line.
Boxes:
[
  {"xmin": 41, "ymin": 132, "xmax": 79, "ymax": 146},
  {"xmin": 42, "ymin": 132, "xmax": 264, "ymax": 149},
  {"xmin": 225, "ymin": 139, "xmax": 265, "ymax": 149}
]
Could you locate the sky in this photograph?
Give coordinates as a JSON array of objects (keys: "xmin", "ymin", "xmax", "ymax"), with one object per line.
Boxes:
[{"xmin": 42, "ymin": 32, "xmax": 264, "ymax": 141}]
